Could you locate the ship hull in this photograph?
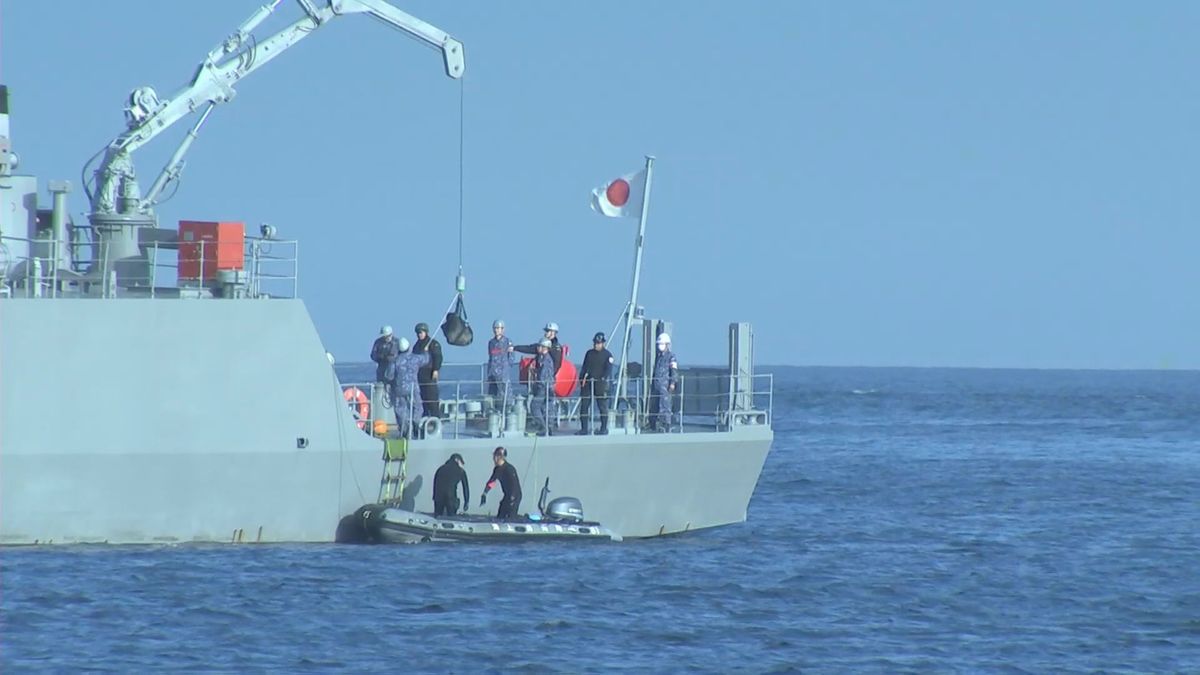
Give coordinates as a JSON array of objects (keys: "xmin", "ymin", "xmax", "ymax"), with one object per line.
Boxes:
[
  {"xmin": 0, "ymin": 431, "xmax": 772, "ymax": 543},
  {"xmin": 395, "ymin": 430, "xmax": 772, "ymax": 540},
  {"xmin": 0, "ymin": 299, "xmax": 772, "ymax": 543}
]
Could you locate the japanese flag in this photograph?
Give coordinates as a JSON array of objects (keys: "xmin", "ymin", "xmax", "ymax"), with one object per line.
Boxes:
[{"xmin": 591, "ymin": 168, "xmax": 647, "ymax": 218}]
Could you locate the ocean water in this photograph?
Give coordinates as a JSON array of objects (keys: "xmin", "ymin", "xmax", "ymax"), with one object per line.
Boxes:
[{"xmin": 4, "ymin": 367, "xmax": 1199, "ymax": 672}]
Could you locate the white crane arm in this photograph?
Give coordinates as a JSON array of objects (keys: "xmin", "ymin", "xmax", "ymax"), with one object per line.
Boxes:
[
  {"xmin": 331, "ymin": 0, "xmax": 464, "ymax": 79},
  {"xmin": 90, "ymin": 0, "xmax": 464, "ymax": 215}
]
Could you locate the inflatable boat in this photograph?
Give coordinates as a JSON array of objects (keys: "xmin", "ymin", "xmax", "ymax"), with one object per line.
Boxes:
[{"xmin": 337, "ymin": 480, "xmax": 620, "ymax": 544}]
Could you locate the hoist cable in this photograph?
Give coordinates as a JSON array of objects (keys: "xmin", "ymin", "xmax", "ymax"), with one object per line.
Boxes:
[{"xmin": 457, "ymin": 77, "xmax": 465, "ymax": 275}]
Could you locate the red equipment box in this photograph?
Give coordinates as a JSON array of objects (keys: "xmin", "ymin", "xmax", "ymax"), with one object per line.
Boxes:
[{"xmin": 178, "ymin": 221, "xmax": 245, "ymax": 282}]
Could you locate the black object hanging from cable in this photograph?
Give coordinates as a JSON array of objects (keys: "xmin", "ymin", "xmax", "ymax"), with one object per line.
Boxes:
[{"xmin": 441, "ymin": 78, "xmax": 473, "ymax": 347}]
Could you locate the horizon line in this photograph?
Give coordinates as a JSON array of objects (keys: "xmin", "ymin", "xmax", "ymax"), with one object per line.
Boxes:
[{"xmin": 331, "ymin": 360, "xmax": 1199, "ymax": 374}]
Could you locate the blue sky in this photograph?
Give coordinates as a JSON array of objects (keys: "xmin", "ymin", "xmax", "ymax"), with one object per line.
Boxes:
[{"xmin": 3, "ymin": 1, "xmax": 1197, "ymax": 369}]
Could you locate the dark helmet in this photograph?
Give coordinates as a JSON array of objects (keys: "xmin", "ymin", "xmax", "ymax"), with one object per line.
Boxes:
[
  {"xmin": 593, "ymin": 332, "xmax": 606, "ymax": 344},
  {"xmin": 449, "ymin": 452, "xmax": 465, "ymax": 465},
  {"xmin": 493, "ymin": 446, "xmax": 507, "ymax": 458},
  {"xmin": 415, "ymin": 322, "xmax": 429, "ymax": 333}
]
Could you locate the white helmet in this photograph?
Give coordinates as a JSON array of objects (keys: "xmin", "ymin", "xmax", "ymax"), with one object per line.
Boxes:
[
  {"xmin": 397, "ymin": 337, "xmax": 411, "ymax": 352},
  {"xmin": 544, "ymin": 321, "xmax": 559, "ymax": 332},
  {"xmin": 380, "ymin": 325, "xmax": 393, "ymax": 336},
  {"xmin": 493, "ymin": 319, "xmax": 505, "ymax": 329},
  {"xmin": 656, "ymin": 333, "xmax": 671, "ymax": 345},
  {"xmin": 539, "ymin": 338, "xmax": 553, "ymax": 348}
]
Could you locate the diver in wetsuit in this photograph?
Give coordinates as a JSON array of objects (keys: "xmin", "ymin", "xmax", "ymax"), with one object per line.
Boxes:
[
  {"xmin": 479, "ymin": 446, "xmax": 522, "ymax": 520},
  {"xmin": 432, "ymin": 453, "xmax": 469, "ymax": 517},
  {"xmin": 413, "ymin": 322, "xmax": 443, "ymax": 421},
  {"xmin": 577, "ymin": 332, "xmax": 614, "ymax": 435}
]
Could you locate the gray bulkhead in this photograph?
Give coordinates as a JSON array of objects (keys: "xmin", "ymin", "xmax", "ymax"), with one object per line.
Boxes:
[{"xmin": 0, "ymin": 298, "xmax": 379, "ymax": 543}]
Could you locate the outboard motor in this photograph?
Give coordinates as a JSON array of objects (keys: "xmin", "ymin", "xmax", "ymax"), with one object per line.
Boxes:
[
  {"xmin": 538, "ymin": 477, "xmax": 586, "ymax": 523},
  {"xmin": 545, "ymin": 497, "xmax": 584, "ymax": 523}
]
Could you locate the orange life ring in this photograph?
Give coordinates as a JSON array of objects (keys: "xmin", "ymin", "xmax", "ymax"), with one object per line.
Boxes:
[{"xmin": 343, "ymin": 386, "xmax": 370, "ymax": 429}]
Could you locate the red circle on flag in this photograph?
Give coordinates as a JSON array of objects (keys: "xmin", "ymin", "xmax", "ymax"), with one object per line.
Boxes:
[{"xmin": 606, "ymin": 179, "xmax": 630, "ymax": 207}]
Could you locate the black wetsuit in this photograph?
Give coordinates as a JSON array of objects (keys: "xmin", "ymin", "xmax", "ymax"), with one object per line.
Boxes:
[
  {"xmin": 414, "ymin": 336, "xmax": 443, "ymax": 419},
  {"xmin": 432, "ymin": 459, "xmax": 469, "ymax": 517},
  {"xmin": 578, "ymin": 347, "xmax": 614, "ymax": 433},
  {"xmin": 514, "ymin": 337, "xmax": 563, "ymax": 373},
  {"xmin": 485, "ymin": 461, "xmax": 522, "ymax": 520}
]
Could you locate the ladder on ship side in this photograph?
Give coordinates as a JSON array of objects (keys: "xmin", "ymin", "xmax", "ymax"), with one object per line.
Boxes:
[{"xmin": 378, "ymin": 438, "xmax": 408, "ymax": 505}]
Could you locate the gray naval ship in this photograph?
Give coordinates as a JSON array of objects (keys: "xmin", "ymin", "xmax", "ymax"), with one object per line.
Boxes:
[{"xmin": 0, "ymin": 1, "xmax": 773, "ymax": 544}]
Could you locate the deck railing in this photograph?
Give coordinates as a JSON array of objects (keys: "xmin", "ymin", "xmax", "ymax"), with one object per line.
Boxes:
[
  {"xmin": 0, "ymin": 233, "xmax": 298, "ymax": 299},
  {"xmin": 340, "ymin": 371, "xmax": 773, "ymax": 440}
]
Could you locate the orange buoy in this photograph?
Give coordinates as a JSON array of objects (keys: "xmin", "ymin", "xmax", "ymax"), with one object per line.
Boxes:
[
  {"xmin": 372, "ymin": 419, "xmax": 389, "ymax": 437},
  {"xmin": 343, "ymin": 387, "xmax": 370, "ymax": 430},
  {"xmin": 520, "ymin": 344, "xmax": 577, "ymax": 396},
  {"xmin": 555, "ymin": 358, "xmax": 577, "ymax": 397}
]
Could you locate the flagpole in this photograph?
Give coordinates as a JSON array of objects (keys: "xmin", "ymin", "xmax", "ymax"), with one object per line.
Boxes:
[{"xmin": 616, "ymin": 155, "xmax": 655, "ymax": 420}]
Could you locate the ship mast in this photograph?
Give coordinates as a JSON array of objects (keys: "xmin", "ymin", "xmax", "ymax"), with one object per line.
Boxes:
[{"xmin": 615, "ymin": 155, "xmax": 656, "ymax": 411}]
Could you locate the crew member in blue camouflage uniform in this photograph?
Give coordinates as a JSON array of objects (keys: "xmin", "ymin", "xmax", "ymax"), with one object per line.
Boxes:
[
  {"xmin": 486, "ymin": 319, "xmax": 514, "ymax": 410},
  {"xmin": 388, "ymin": 337, "xmax": 430, "ymax": 439},
  {"xmin": 648, "ymin": 332, "xmax": 678, "ymax": 432},
  {"xmin": 529, "ymin": 338, "xmax": 557, "ymax": 436}
]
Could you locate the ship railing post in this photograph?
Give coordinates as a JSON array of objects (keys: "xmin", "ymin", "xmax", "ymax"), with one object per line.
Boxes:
[
  {"xmin": 633, "ymin": 378, "xmax": 641, "ymax": 432},
  {"xmin": 676, "ymin": 374, "xmax": 683, "ymax": 434},
  {"xmin": 768, "ymin": 373, "xmax": 773, "ymax": 426},
  {"xmin": 251, "ymin": 239, "xmax": 260, "ymax": 298},
  {"xmin": 50, "ymin": 237, "xmax": 57, "ymax": 298},
  {"xmin": 18, "ymin": 239, "xmax": 26, "ymax": 297},
  {"xmin": 578, "ymin": 378, "xmax": 587, "ymax": 433},
  {"xmin": 152, "ymin": 239, "xmax": 158, "ymax": 298},
  {"xmin": 293, "ymin": 242, "xmax": 299, "ymax": 298},
  {"xmin": 32, "ymin": 254, "xmax": 42, "ymax": 298},
  {"xmin": 728, "ymin": 373, "xmax": 735, "ymax": 432},
  {"xmin": 246, "ymin": 239, "xmax": 254, "ymax": 297},
  {"xmin": 455, "ymin": 381, "xmax": 461, "ymax": 439},
  {"xmin": 259, "ymin": 239, "xmax": 265, "ymax": 297},
  {"xmin": 100, "ymin": 237, "xmax": 109, "ymax": 298}
]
